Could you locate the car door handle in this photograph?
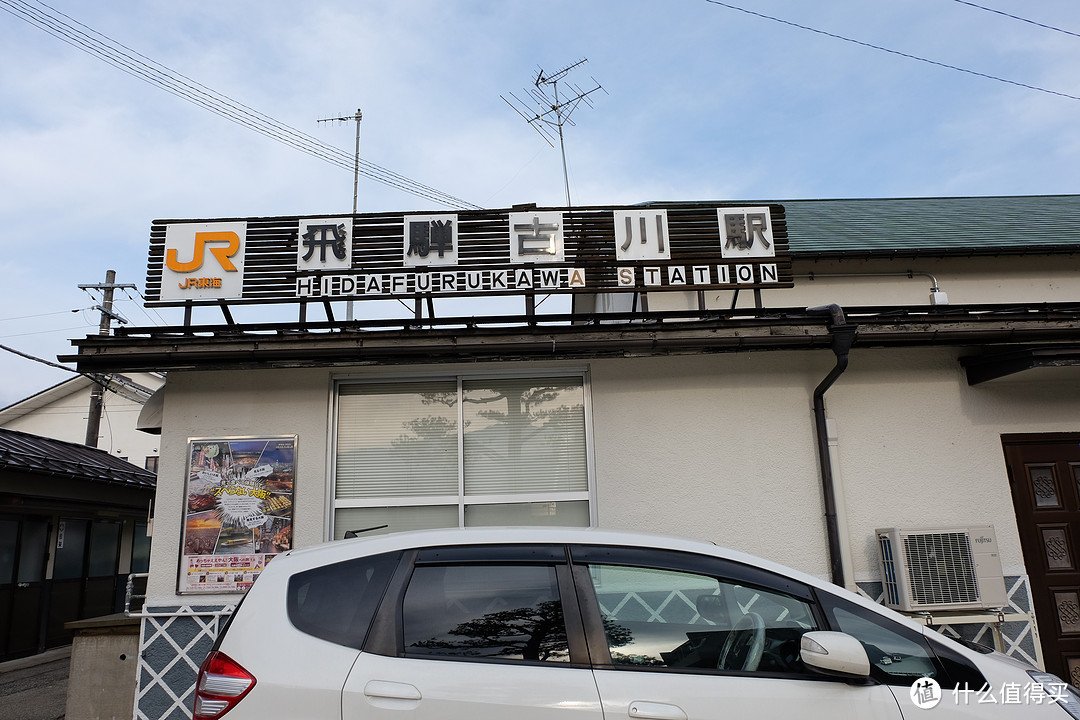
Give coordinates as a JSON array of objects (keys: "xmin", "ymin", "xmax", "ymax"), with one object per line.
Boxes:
[
  {"xmin": 628, "ymin": 701, "xmax": 687, "ymax": 720},
  {"xmin": 364, "ymin": 680, "xmax": 422, "ymax": 701}
]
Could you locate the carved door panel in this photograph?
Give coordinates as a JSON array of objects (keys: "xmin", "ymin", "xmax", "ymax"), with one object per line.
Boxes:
[{"xmin": 1003, "ymin": 434, "xmax": 1080, "ymax": 684}]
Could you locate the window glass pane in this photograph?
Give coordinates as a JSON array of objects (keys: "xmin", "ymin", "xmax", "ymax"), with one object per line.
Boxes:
[
  {"xmin": 465, "ymin": 501, "xmax": 589, "ymax": 527},
  {"xmin": 463, "ymin": 377, "xmax": 587, "ymax": 496},
  {"xmin": 15, "ymin": 519, "xmax": 48, "ymax": 584},
  {"xmin": 336, "ymin": 382, "xmax": 458, "ymax": 499},
  {"xmin": 131, "ymin": 522, "xmax": 151, "ymax": 574},
  {"xmin": 587, "ymin": 564, "xmax": 817, "ymax": 672},
  {"xmin": 287, "ymin": 551, "xmax": 399, "ymax": 649},
  {"xmin": 334, "ymin": 505, "xmax": 458, "ymax": 540},
  {"xmin": 403, "ymin": 564, "xmax": 569, "ymax": 662},
  {"xmin": 54, "ymin": 519, "xmax": 89, "ymax": 580},
  {"xmin": 89, "ymin": 521, "xmax": 121, "ymax": 577},
  {"xmin": 829, "ymin": 606, "xmax": 937, "ymax": 683}
]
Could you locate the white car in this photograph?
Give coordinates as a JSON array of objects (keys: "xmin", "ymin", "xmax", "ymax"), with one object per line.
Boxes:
[{"xmin": 194, "ymin": 527, "xmax": 1080, "ymax": 719}]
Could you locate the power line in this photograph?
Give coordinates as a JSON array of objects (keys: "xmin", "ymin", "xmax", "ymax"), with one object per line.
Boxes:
[
  {"xmin": 120, "ymin": 289, "xmax": 170, "ymax": 327},
  {"xmin": 0, "ymin": 344, "xmax": 146, "ymax": 401},
  {"xmin": 1, "ymin": 342, "xmax": 80, "ymax": 374},
  {"xmin": 0, "ymin": 0, "xmax": 483, "ymax": 210},
  {"xmin": 952, "ymin": 1, "xmax": 1080, "ymax": 40},
  {"xmin": 0, "ymin": 308, "xmax": 95, "ymax": 322},
  {"xmin": 704, "ymin": 0, "xmax": 1080, "ymax": 102},
  {"xmin": 0, "ymin": 325, "xmax": 95, "ymax": 339}
]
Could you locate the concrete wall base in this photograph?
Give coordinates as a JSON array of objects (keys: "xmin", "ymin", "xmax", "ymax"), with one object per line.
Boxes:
[{"xmin": 65, "ymin": 614, "xmax": 140, "ymax": 720}]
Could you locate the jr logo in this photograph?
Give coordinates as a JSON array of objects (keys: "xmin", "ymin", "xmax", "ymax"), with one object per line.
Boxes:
[{"xmin": 166, "ymin": 231, "xmax": 241, "ymax": 272}]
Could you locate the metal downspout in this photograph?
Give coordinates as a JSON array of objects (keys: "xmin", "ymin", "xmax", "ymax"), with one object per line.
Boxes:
[{"xmin": 809, "ymin": 304, "xmax": 857, "ymax": 587}]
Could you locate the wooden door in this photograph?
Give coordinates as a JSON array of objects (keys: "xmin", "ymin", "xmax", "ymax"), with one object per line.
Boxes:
[{"xmin": 1003, "ymin": 434, "xmax": 1080, "ymax": 684}]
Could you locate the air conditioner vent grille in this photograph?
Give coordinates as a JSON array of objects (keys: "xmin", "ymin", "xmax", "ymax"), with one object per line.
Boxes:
[{"xmin": 903, "ymin": 531, "xmax": 980, "ymax": 606}]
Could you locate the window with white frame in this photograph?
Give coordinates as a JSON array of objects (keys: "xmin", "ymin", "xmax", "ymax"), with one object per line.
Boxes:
[{"xmin": 332, "ymin": 374, "xmax": 592, "ymax": 539}]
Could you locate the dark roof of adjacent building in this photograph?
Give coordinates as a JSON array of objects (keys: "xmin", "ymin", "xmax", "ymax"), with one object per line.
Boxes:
[
  {"xmin": 779, "ymin": 195, "xmax": 1080, "ymax": 257},
  {"xmin": 0, "ymin": 427, "xmax": 157, "ymax": 488},
  {"xmin": 641, "ymin": 195, "xmax": 1080, "ymax": 257}
]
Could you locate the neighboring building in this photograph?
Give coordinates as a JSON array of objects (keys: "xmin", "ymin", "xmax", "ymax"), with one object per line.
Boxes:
[
  {"xmin": 0, "ymin": 427, "xmax": 155, "ymax": 661},
  {"xmin": 0, "ymin": 372, "xmax": 165, "ymax": 472},
  {"xmin": 63, "ymin": 196, "xmax": 1080, "ymax": 719}
]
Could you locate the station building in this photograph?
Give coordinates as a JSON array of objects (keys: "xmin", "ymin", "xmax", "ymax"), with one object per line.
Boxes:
[{"xmin": 64, "ymin": 196, "xmax": 1080, "ymax": 719}]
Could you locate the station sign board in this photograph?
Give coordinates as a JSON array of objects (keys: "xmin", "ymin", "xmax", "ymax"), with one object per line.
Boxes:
[{"xmin": 146, "ymin": 203, "xmax": 791, "ymax": 305}]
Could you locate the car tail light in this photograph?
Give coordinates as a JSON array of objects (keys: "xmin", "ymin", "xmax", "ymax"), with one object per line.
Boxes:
[{"xmin": 194, "ymin": 651, "xmax": 256, "ymax": 719}]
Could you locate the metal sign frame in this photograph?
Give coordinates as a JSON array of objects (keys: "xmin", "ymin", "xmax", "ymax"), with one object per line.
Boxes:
[{"xmin": 146, "ymin": 202, "xmax": 792, "ymax": 309}]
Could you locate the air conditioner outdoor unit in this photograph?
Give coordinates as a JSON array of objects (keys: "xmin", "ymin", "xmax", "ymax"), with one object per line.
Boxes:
[{"xmin": 876, "ymin": 525, "xmax": 1008, "ymax": 613}]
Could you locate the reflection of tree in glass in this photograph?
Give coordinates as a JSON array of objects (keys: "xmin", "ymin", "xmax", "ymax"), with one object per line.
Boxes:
[
  {"xmin": 389, "ymin": 383, "xmax": 583, "ymax": 459},
  {"xmin": 468, "ymin": 382, "xmax": 583, "ymax": 470},
  {"xmin": 391, "ymin": 415, "xmax": 457, "ymax": 448},
  {"xmin": 411, "ymin": 600, "xmax": 630, "ymax": 661},
  {"xmin": 610, "ymin": 650, "xmax": 666, "ymax": 666},
  {"xmin": 469, "ymin": 383, "xmax": 579, "ymax": 427},
  {"xmin": 390, "ymin": 392, "xmax": 457, "ymax": 449}
]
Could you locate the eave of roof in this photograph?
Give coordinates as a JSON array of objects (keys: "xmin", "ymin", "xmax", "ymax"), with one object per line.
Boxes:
[
  {"xmin": 0, "ymin": 427, "xmax": 156, "ymax": 488},
  {"xmin": 60, "ymin": 304, "xmax": 1080, "ymax": 374}
]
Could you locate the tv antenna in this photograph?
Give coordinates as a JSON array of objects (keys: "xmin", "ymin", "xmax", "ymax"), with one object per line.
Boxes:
[
  {"xmin": 502, "ymin": 59, "xmax": 605, "ymax": 206},
  {"xmin": 318, "ymin": 108, "xmax": 363, "ymax": 213},
  {"xmin": 318, "ymin": 108, "xmax": 362, "ymax": 321}
]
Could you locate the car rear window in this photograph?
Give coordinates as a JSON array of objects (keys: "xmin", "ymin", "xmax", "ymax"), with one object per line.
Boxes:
[{"xmin": 287, "ymin": 550, "xmax": 400, "ymax": 649}]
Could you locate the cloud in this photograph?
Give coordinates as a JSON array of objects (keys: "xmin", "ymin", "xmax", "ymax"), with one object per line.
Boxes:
[{"xmin": 2, "ymin": 0, "xmax": 1080, "ymax": 408}]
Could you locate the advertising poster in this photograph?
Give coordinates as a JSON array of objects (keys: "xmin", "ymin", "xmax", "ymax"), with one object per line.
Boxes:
[{"xmin": 179, "ymin": 436, "xmax": 295, "ymax": 593}]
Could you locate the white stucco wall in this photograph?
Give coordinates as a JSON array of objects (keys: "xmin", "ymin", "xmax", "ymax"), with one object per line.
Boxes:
[
  {"xmin": 588, "ymin": 347, "xmax": 1080, "ymax": 580},
  {"xmin": 588, "ymin": 351, "xmax": 832, "ymax": 573},
  {"xmin": 144, "ymin": 348, "xmax": 1080, "ymax": 605},
  {"xmin": 147, "ymin": 369, "xmax": 333, "ymax": 605},
  {"xmin": 824, "ymin": 348, "xmax": 1080, "ymax": 581}
]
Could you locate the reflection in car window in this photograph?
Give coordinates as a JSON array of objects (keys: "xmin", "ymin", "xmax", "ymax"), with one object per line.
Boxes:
[
  {"xmin": 827, "ymin": 605, "xmax": 938, "ymax": 684},
  {"xmin": 402, "ymin": 564, "xmax": 569, "ymax": 662},
  {"xmin": 586, "ymin": 565, "xmax": 816, "ymax": 673},
  {"xmin": 286, "ymin": 551, "xmax": 399, "ymax": 649}
]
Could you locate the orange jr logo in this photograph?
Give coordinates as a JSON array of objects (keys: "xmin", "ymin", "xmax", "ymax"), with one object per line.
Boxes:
[{"xmin": 166, "ymin": 231, "xmax": 241, "ymax": 273}]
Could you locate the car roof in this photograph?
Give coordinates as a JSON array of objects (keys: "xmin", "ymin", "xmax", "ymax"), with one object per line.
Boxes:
[{"xmin": 278, "ymin": 526, "xmax": 819, "ymax": 587}]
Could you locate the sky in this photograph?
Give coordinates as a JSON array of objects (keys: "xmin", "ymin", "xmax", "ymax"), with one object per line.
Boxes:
[{"xmin": 2, "ymin": 0, "xmax": 1080, "ymax": 408}]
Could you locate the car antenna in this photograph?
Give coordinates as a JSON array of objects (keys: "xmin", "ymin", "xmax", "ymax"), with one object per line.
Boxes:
[{"xmin": 344, "ymin": 525, "xmax": 389, "ymax": 539}]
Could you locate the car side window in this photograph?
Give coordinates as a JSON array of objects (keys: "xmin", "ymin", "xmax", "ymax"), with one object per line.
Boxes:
[
  {"xmin": 402, "ymin": 563, "xmax": 570, "ymax": 663},
  {"xmin": 585, "ymin": 564, "xmax": 817, "ymax": 674},
  {"xmin": 819, "ymin": 595, "xmax": 939, "ymax": 685}
]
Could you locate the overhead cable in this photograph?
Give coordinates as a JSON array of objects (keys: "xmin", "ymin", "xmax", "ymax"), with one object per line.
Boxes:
[
  {"xmin": 704, "ymin": 0, "xmax": 1080, "ymax": 102},
  {"xmin": 0, "ymin": 0, "xmax": 483, "ymax": 210},
  {"xmin": 952, "ymin": 1, "xmax": 1080, "ymax": 40}
]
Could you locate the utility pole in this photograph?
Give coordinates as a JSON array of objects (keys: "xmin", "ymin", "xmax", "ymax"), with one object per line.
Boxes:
[
  {"xmin": 502, "ymin": 59, "xmax": 605, "ymax": 206},
  {"xmin": 318, "ymin": 108, "xmax": 362, "ymax": 320},
  {"xmin": 78, "ymin": 270, "xmax": 136, "ymax": 447}
]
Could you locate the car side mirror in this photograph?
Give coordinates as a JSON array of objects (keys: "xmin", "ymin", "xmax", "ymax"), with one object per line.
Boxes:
[{"xmin": 800, "ymin": 631, "xmax": 871, "ymax": 679}]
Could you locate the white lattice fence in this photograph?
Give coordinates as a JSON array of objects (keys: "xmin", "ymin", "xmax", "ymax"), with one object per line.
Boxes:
[{"xmin": 134, "ymin": 606, "xmax": 234, "ymax": 720}]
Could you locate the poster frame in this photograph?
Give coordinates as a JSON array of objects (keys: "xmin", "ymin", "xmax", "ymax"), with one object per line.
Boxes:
[{"xmin": 177, "ymin": 434, "xmax": 297, "ymax": 594}]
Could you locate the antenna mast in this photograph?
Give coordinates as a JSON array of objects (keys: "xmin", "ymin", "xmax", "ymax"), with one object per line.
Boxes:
[
  {"xmin": 318, "ymin": 108, "xmax": 363, "ymax": 213},
  {"xmin": 502, "ymin": 59, "xmax": 605, "ymax": 206}
]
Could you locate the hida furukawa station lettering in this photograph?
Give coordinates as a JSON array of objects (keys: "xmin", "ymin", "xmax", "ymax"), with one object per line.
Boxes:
[{"xmin": 146, "ymin": 203, "xmax": 792, "ymax": 305}]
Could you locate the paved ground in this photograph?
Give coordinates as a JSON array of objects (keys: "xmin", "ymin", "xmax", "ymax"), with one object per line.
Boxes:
[{"xmin": 0, "ymin": 648, "xmax": 70, "ymax": 720}]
